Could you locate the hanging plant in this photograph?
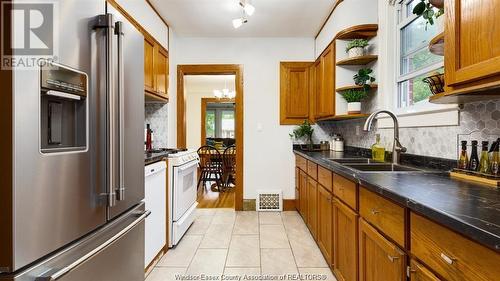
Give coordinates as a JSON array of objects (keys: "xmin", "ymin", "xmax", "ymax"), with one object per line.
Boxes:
[{"xmin": 413, "ymin": 0, "xmax": 444, "ymax": 28}]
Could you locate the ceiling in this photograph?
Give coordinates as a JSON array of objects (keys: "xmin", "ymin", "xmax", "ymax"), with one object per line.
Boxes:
[
  {"xmin": 184, "ymin": 75, "xmax": 236, "ymax": 93},
  {"xmin": 149, "ymin": 0, "xmax": 336, "ymax": 37}
]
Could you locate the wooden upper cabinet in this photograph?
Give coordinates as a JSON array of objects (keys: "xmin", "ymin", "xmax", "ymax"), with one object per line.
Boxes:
[
  {"xmin": 317, "ymin": 185, "xmax": 333, "ymax": 266},
  {"xmin": 359, "ymin": 218, "xmax": 406, "ymax": 281},
  {"xmin": 316, "ymin": 43, "xmax": 335, "ymax": 119},
  {"xmin": 154, "ymin": 46, "xmax": 169, "ymax": 99},
  {"xmin": 144, "ymin": 36, "xmax": 155, "ymax": 93},
  {"xmin": 445, "ymin": 0, "xmax": 500, "ymax": 89},
  {"xmin": 144, "ymin": 34, "xmax": 169, "ymax": 102},
  {"xmin": 280, "ymin": 62, "xmax": 313, "ymax": 125}
]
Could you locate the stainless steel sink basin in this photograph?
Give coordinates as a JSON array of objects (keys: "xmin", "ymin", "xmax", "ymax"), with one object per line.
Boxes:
[
  {"xmin": 343, "ymin": 163, "xmax": 424, "ymax": 172},
  {"xmin": 330, "ymin": 158, "xmax": 380, "ymax": 164}
]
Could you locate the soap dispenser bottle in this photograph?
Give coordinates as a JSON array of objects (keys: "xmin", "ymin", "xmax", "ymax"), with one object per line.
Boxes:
[{"xmin": 371, "ymin": 134, "xmax": 385, "ymax": 162}]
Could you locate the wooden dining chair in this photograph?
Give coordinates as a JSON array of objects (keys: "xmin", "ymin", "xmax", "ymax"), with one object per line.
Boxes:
[
  {"xmin": 197, "ymin": 145, "xmax": 223, "ymax": 191},
  {"xmin": 222, "ymin": 145, "xmax": 236, "ymax": 190}
]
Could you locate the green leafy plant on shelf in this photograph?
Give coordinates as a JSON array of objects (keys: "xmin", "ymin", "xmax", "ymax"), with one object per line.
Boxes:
[
  {"xmin": 341, "ymin": 89, "xmax": 369, "ymax": 103},
  {"xmin": 353, "ymin": 68, "xmax": 376, "ymax": 91},
  {"xmin": 289, "ymin": 120, "xmax": 314, "ymax": 150},
  {"xmin": 345, "ymin": 39, "xmax": 369, "ymax": 53},
  {"xmin": 413, "ymin": 0, "xmax": 444, "ymax": 28}
]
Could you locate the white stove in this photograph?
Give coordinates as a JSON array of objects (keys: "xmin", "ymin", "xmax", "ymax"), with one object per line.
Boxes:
[{"xmin": 165, "ymin": 149, "xmax": 199, "ymax": 247}]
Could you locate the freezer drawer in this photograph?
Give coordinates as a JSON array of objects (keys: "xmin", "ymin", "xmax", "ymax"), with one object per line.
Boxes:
[{"xmin": 0, "ymin": 204, "xmax": 148, "ymax": 281}]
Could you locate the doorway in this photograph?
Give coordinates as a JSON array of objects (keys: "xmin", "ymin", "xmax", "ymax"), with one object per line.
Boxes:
[{"xmin": 177, "ymin": 65, "xmax": 244, "ymax": 210}]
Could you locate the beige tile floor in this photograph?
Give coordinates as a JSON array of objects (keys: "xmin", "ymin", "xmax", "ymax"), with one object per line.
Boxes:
[{"xmin": 146, "ymin": 209, "xmax": 337, "ymax": 281}]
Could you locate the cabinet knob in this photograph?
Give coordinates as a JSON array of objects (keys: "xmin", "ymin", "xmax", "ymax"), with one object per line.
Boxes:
[
  {"xmin": 370, "ymin": 208, "xmax": 380, "ymax": 215},
  {"xmin": 440, "ymin": 253, "xmax": 457, "ymax": 265}
]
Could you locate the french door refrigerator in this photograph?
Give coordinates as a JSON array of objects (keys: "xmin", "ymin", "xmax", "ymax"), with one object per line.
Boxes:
[{"xmin": 0, "ymin": 1, "xmax": 146, "ymax": 280}]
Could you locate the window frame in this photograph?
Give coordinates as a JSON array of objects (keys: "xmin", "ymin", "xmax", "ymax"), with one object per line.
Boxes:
[{"xmin": 376, "ymin": 0, "xmax": 458, "ymax": 128}]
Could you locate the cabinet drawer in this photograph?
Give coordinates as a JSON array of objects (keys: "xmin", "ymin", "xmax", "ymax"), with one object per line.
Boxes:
[
  {"xmin": 333, "ymin": 174, "xmax": 357, "ymax": 210},
  {"xmin": 296, "ymin": 155, "xmax": 307, "ymax": 171},
  {"xmin": 307, "ymin": 161, "xmax": 318, "ymax": 179},
  {"xmin": 411, "ymin": 212, "xmax": 500, "ymax": 281},
  {"xmin": 359, "ymin": 188, "xmax": 405, "ymax": 247},
  {"xmin": 317, "ymin": 165, "xmax": 333, "ymax": 192}
]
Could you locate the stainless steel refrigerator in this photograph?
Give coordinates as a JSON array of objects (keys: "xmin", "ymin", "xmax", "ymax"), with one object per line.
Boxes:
[{"xmin": 0, "ymin": 1, "xmax": 146, "ymax": 280}]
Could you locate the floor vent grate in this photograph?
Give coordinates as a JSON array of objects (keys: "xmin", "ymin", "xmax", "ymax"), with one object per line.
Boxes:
[{"xmin": 256, "ymin": 190, "xmax": 282, "ymax": 211}]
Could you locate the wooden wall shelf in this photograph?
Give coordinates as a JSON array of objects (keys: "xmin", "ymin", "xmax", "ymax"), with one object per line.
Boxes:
[
  {"xmin": 336, "ymin": 84, "xmax": 378, "ymax": 92},
  {"xmin": 316, "ymin": 113, "xmax": 370, "ymax": 122},
  {"xmin": 337, "ymin": 55, "xmax": 378, "ymax": 66},
  {"xmin": 335, "ymin": 24, "xmax": 379, "ymax": 40},
  {"xmin": 429, "ymin": 32, "xmax": 444, "ymax": 56}
]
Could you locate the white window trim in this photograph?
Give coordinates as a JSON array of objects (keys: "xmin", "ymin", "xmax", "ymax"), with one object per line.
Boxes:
[{"xmin": 378, "ymin": 0, "xmax": 459, "ymax": 129}]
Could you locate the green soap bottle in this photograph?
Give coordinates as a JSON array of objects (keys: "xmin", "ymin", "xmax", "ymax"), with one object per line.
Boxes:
[{"xmin": 371, "ymin": 134, "xmax": 385, "ymax": 162}]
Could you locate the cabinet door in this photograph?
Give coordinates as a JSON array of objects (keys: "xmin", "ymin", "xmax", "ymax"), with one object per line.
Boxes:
[
  {"xmin": 333, "ymin": 199, "xmax": 358, "ymax": 281},
  {"xmin": 154, "ymin": 46, "xmax": 168, "ymax": 99},
  {"xmin": 409, "ymin": 259, "xmax": 442, "ymax": 281},
  {"xmin": 144, "ymin": 36, "xmax": 155, "ymax": 93},
  {"xmin": 299, "ymin": 170, "xmax": 308, "ymax": 222},
  {"xmin": 295, "ymin": 168, "xmax": 300, "ymax": 212},
  {"xmin": 316, "ymin": 43, "xmax": 335, "ymax": 118},
  {"xmin": 317, "ymin": 185, "xmax": 333, "ymax": 265},
  {"xmin": 445, "ymin": 0, "xmax": 500, "ymax": 86},
  {"xmin": 307, "ymin": 176, "xmax": 318, "ymax": 239},
  {"xmin": 359, "ymin": 218, "xmax": 406, "ymax": 281},
  {"xmin": 279, "ymin": 62, "xmax": 312, "ymax": 125}
]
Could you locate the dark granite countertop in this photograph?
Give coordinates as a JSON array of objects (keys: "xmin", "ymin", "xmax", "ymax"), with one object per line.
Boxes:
[
  {"xmin": 294, "ymin": 149, "xmax": 500, "ymax": 252},
  {"xmin": 144, "ymin": 152, "xmax": 168, "ymax": 165}
]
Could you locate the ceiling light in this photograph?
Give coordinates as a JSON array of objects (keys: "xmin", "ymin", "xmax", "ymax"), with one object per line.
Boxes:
[
  {"xmin": 242, "ymin": 3, "xmax": 255, "ymax": 16},
  {"xmin": 232, "ymin": 17, "xmax": 247, "ymax": 29}
]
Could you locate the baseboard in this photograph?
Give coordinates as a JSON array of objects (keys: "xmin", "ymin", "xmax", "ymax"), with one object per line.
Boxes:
[
  {"xmin": 243, "ymin": 199, "xmax": 256, "ymax": 211},
  {"xmin": 283, "ymin": 199, "xmax": 297, "ymax": 211},
  {"xmin": 144, "ymin": 245, "xmax": 167, "ymax": 276}
]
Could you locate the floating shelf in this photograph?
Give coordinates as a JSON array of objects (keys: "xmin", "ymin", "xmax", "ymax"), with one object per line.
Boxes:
[
  {"xmin": 336, "ymin": 55, "xmax": 378, "ymax": 66},
  {"xmin": 335, "ymin": 24, "xmax": 379, "ymax": 40},
  {"xmin": 429, "ymin": 32, "xmax": 444, "ymax": 56},
  {"xmin": 336, "ymin": 84, "xmax": 378, "ymax": 92},
  {"xmin": 316, "ymin": 113, "xmax": 370, "ymax": 122}
]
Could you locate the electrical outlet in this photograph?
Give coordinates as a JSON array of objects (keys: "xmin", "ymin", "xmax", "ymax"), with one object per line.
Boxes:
[{"xmin": 356, "ymin": 125, "xmax": 360, "ymax": 136}]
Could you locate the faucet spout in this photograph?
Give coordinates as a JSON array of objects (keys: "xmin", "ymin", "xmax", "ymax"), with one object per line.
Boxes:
[{"xmin": 363, "ymin": 110, "xmax": 406, "ymax": 164}]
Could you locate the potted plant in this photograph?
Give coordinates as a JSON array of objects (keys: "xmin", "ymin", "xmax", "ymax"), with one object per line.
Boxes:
[
  {"xmin": 341, "ymin": 89, "xmax": 369, "ymax": 114},
  {"xmin": 353, "ymin": 68, "xmax": 376, "ymax": 91},
  {"xmin": 345, "ymin": 39, "xmax": 369, "ymax": 58},
  {"xmin": 289, "ymin": 120, "xmax": 314, "ymax": 150},
  {"xmin": 412, "ymin": 0, "xmax": 444, "ymax": 29}
]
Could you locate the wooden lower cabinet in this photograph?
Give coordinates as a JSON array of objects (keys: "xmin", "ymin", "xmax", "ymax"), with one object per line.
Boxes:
[
  {"xmin": 317, "ymin": 185, "xmax": 333, "ymax": 265},
  {"xmin": 333, "ymin": 199, "xmax": 358, "ymax": 281},
  {"xmin": 295, "ymin": 168, "xmax": 300, "ymax": 212},
  {"xmin": 359, "ymin": 218, "xmax": 406, "ymax": 281},
  {"xmin": 307, "ymin": 176, "xmax": 318, "ymax": 239},
  {"xmin": 299, "ymin": 170, "xmax": 308, "ymax": 222},
  {"xmin": 409, "ymin": 259, "xmax": 441, "ymax": 281}
]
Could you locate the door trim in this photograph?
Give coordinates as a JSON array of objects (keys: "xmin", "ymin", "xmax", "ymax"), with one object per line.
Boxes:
[{"xmin": 177, "ymin": 64, "xmax": 244, "ymax": 211}]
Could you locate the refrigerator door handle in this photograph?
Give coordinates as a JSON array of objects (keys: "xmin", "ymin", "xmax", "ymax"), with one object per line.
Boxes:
[
  {"xmin": 34, "ymin": 211, "xmax": 150, "ymax": 281},
  {"xmin": 115, "ymin": 21, "xmax": 125, "ymax": 202}
]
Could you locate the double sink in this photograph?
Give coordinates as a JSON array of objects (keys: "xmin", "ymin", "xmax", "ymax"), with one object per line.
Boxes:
[{"xmin": 329, "ymin": 158, "xmax": 426, "ymax": 173}]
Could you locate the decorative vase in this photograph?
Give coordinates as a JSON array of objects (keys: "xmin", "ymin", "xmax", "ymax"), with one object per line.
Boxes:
[
  {"xmin": 347, "ymin": 102, "xmax": 362, "ymax": 114},
  {"xmin": 348, "ymin": 47, "xmax": 365, "ymax": 58},
  {"xmin": 429, "ymin": 0, "xmax": 444, "ymax": 8}
]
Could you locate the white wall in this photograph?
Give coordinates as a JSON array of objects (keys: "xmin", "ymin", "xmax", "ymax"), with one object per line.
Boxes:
[
  {"xmin": 116, "ymin": 0, "xmax": 169, "ymax": 49},
  {"xmin": 185, "ymin": 91, "xmax": 212, "ymax": 149},
  {"xmin": 168, "ymin": 37, "xmax": 315, "ymax": 200}
]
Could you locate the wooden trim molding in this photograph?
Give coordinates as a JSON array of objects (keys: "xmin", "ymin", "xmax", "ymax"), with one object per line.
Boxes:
[
  {"xmin": 200, "ymin": 98, "xmax": 235, "ymax": 146},
  {"xmin": 283, "ymin": 199, "xmax": 297, "ymax": 211},
  {"xmin": 177, "ymin": 64, "xmax": 244, "ymax": 211},
  {"xmin": 315, "ymin": 0, "xmax": 344, "ymax": 39}
]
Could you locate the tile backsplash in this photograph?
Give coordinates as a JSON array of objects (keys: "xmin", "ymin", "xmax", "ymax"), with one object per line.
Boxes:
[
  {"xmin": 145, "ymin": 103, "xmax": 168, "ymax": 148},
  {"xmin": 313, "ymin": 100, "xmax": 500, "ymax": 160}
]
